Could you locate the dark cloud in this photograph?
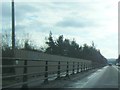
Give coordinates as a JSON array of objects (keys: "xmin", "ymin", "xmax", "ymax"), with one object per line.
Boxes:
[
  {"xmin": 15, "ymin": 19, "xmax": 50, "ymax": 34},
  {"xmin": 15, "ymin": 3, "xmax": 37, "ymax": 15},
  {"xmin": 56, "ymin": 17, "xmax": 95, "ymax": 28},
  {"xmin": 2, "ymin": 2, "xmax": 38, "ymax": 22},
  {"xmin": 15, "ymin": 3, "xmax": 38, "ymax": 21}
]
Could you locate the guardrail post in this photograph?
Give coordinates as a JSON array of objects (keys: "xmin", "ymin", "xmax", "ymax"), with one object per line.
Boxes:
[
  {"xmin": 94, "ymin": 63, "xmax": 96, "ymax": 69},
  {"xmin": 44, "ymin": 61, "xmax": 48, "ymax": 83},
  {"xmin": 88, "ymin": 64, "xmax": 90, "ymax": 70},
  {"xmin": 86, "ymin": 64, "xmax": 88, "ymax": 71},
  {"xmin": 66, "ymin": 61, "xmax": 69, "ymax": 77},
  {"xmin": 22, "ymin": 60, "xmax": 28, "ymax": 88},
  {"xmin": 90, "ymin": 63, "xmax": 92, "ymax": 70},
  {"xmin": 92, "ymin": 63, "xmax": 94, "ymax": 69},
  {"xmin": 90, "ymin": 63, "xmax": 92, "ymax": 69},
  {"xmin": 84, "ymin": 63, "xmax": 86, "ymax": 71},
  {"xmin": 87, "ymin": 64, "xmax": 89, "ymax": 70},
  {"xmin": 72, "ymin": 62, "xmax": 75, "ymax": 74},
  {"xmin": 57, "ymin": 61, "xmax": 60, "ymax": 79},
  {"xmin": 85, "ymin": 63, "xmax": 87, "ymax": 71},
  {"xmin": 77, "ymin": 62, "xmax": 79, "ymax": 73},
  {"xmin": 89, "ymin": 64, "xmax": 91, "ymax": 70},
  {"xmin": 81, "ymin": 62, "xmax": 83, "ymax": 72}
]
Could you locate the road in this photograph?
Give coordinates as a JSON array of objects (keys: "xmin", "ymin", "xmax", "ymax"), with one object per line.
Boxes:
[{"xmin": 65, "ymin": 65, "xmax": 119, "ymax": 88}]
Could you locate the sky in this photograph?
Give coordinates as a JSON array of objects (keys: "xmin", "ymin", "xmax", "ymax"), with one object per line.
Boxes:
[{"xmin": 2, "ymin": 0, "xmax": 119, "ymax": 59}]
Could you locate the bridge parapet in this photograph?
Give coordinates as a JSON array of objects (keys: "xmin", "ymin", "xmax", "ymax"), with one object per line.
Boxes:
[{"xmin": 2, "ymin": 50, "xmax": 102, "ymax": 89}]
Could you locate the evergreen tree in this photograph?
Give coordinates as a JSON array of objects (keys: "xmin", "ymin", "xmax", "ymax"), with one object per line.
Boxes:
[
  {"xmin": 45, "ymin": 32, "xmax": 107, "ymax": 64},
  {"xmin": 64, "ymin": 39, "xmax": 71, "ymax": 56},
  {"xmin": 45, "ymin": 31, "xmax": 56, "ymax": 54},
  {"xmin": 56, "ymin": 35, "xmax": 64, "ymax": 55},
  {"xmin": 116, "ymin": 55, "xmax": 120, "ymax": 63}
]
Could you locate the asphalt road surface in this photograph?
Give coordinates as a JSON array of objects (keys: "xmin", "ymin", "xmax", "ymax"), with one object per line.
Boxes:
[{"xmin": 66, "ymin": 65, "xmax": 119, "ymax": 88}]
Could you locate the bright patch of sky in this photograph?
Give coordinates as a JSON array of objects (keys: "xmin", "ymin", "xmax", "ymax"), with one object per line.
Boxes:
[{"xmin": 2, "ymin": 0, "xmax": 119, "ymax": 58}]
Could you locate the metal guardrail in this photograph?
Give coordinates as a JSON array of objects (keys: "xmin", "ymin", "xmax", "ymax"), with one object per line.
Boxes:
[{"xmin": 2, "ymin": 57, "xmax": 101, "ymax": 89}]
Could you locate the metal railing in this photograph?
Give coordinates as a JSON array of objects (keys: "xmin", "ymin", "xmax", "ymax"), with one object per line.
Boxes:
[{"xmin": 2, "ymin": 57, "xmax": 98, "ymax": 89}]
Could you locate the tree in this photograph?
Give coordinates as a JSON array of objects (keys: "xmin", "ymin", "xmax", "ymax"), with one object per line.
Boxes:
[
  {"xmin": 44, "ymin": 32, "xmax": 107, "ymax": 64},
  {"xmin": 2, "ymin": 32, "xmax": 15, "ymax": 74},
  {"xmin": 63, "ymin": 39, "xmax": 71, "ymax": 56},
  {"xmin": 24, "ymin": 40, "xmax": 32, "ymax": 50},
  {"xmin": 92, "ymin": 41, "xmax": 95, "ymax": 49},
  {"xmin": 118, "ymin": 55, "xmax": 120, "ymax": 60},
  {"xmin": 69, "ymin": 39, "xmax": 79, "ymax": 58},
  {"xmin": 56, "ymin": 35, "xmax": 64, "ymax": 55},
  {"xmin": 45, "ymin": 31, "xmax": 56, "ymax": 54},
  {"xmin": 116, "ymin": 55, "xmax": 120, "ymax": 63},
  {"xmin": 2, "ymin": 31, "xmax": 11, "ymax": 51}
]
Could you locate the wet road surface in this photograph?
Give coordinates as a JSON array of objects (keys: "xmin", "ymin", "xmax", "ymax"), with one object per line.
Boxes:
[{"xmin": 65, "ymin": 65, "xmax": 119, "ymax": 88}]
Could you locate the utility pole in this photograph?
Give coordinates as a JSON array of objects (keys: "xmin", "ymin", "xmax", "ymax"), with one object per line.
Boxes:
[{"xmin": 12, "ymin": 0, "xmax": 15, "ymax": 56}]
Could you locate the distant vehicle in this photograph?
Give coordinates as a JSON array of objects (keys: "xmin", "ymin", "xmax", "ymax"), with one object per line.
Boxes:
[{"xmin": 108, "ymin": 63, "xmax": 112, "ymax": 66}]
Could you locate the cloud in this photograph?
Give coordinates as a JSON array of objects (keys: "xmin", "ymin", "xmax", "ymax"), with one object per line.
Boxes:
[
  {"xmin": 55, "ymin": 17, "xmax": 97, "ymax": 28},
  {"xmin": 2, "ymin": 2, "xmax": 38, "ymax": 23},
  {"xmin": 15, "ymin": 3, "xmax": 38, "ymax": 21},
  {"xmin": 2, "ymin": 2, "xmax": 11, "ymax": 19},
  {"xmin": 2, "ymin": 1, "xmax": 118, "ymax": 58}
]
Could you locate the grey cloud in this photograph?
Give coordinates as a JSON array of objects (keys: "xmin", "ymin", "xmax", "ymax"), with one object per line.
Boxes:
[
  {"xmin": 2, "ymin": 2, "xmax": 38, "ymax": 22},
  {"xmin": 2, "ymin": 2, "xmax": 11, "ymax": 22},
  {"xmin": 15, "ymin": 24, "xmax": 26, "ymax": 32},
  {"xmin": 56, "ymin": 17, "xmax": 95, "ymax": 28},
  {"xmin": 48, "ymin": 2, "xmax": 91, "ymax": 13},
  {"xmin": 15, "ymin": 20, "xmax": 50, "ymax": 34},
  {"xmin": 15, "ymin": 3, "xmax": 37, "ymax": 15},
  {"xmin": 15, "ymin": 3, "xmax": 38, "ymax": 21}
]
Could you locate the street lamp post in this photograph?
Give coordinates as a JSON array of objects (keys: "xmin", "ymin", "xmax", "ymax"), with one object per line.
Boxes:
[{"xmin": 12, "ymin": 0, "xmax": 15, "ymax": 56}]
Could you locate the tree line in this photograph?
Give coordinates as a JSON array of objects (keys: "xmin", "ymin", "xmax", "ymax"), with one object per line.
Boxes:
[
  {"xmin": 45, "ymin": 32, "xmax": 107, "ymax": 64},
  {"xmin": 2, "ymin": 31, "xmax": 108, "ymax": 73},
  {"xmin": 2, "ymin": 31, "xmax": 107, "ymax": 64}
]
